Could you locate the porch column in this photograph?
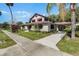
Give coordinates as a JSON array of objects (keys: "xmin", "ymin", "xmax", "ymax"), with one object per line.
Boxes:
[
  {"xmin": 54, "ymin": 24, "xmax": 57, "ymax": 31},
  {"xmin": 37, "ymin": 24, "xmax": 39, "ymax": 31},
  {"xmin": 56, "ymin": 25, "xmax": 59, "ymax": 32}
]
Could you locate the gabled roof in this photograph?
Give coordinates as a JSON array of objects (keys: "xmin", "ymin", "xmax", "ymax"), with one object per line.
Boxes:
[{"xmin": 29, "ymin": 13, "xmax": 48, "ymax": 23}]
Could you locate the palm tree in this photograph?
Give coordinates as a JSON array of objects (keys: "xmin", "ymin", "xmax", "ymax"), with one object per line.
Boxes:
[
  {"xmin": 46, "ymin": 3, "xmax": 55, "ymax": 17},
  {"xmin": 46, "ymin": 3, "xmax": 66, "ymax": 22},
  {"xmin": 58, "ymin": 3, "xmax": 66, "ymax": 22},
  {"xmin": 70, "ymin": 3, "xmax": 76, "ymax": 39},
  {"xmin": 0, "ymin": 11, "xmax": 2, "ymax": 29},
  {"xmin": 0, "ymin": 11, "xmax": 2, "ymax": 16},
  {"xmin": 47, "ymin": 3, "xmax": 76, "ymax": 39},
  {"xmin": 46, "ymin": 3, "xmax": 66, "ymax": 31},
  {"xmin": 6, "ymin": 3, "xmax": 14, "ymax": 24},
  {"xmin": 5, "ymin": 3, "xmax": 14, "ymax": 32}
]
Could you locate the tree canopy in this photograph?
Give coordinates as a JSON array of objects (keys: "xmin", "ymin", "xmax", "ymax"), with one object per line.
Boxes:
[{"xmin": 6, "ymin": 3, "xmax": 14, "ymax": 6}]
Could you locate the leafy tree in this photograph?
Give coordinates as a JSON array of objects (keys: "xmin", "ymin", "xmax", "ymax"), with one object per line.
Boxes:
[
  {"xmin": 65, "ymin": 9, "xmax": 71, "ymax": 22},
  {"xmin": 0, "ymin": 23, "xmax": 2, "ymax": 28},
  {"xmin": 25, "ymin": 22, "xmax": 29, "ymax": 24},
  {"xmin": 49, "ymin": 15, "xmax": 59, "ymax": 22},
  {"xmin": 66, "ymin": 4, "xmax": 79, "ymax": 22},
  {"xmin": 17, "ymin": 21, "xmax": 23, "ymax": 26},
  {"xmin": 2, "ymin": 22, "xmax": 9, "ymax": 29},
  {"xmin": 76, "ymin": 6, "xmax": 79, "ymax": 22},
  {"xmin": 0, "ymin": 11, "xmax": 2, "ymax": 28}
]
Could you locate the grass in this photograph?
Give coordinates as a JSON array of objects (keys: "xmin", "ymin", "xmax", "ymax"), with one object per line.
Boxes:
[
  {"xmin": 0, "ymin": 30, "xmax": 16, "ymax": 49},
  {"xmin": 57, "ymin": 32, "xmax": 79, "ymax": 56},
  {"xmin": 17, "ymin": 30, "xmax": 53, "ymax": 40},
  {"xmin": 76, "ymin": 31, "xmax": 79, "ymax": 37}
]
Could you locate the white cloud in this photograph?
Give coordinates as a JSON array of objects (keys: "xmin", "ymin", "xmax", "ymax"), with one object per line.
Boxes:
[
  {"xmin": 13, "ymin": 10, "xmax": 33, "ymax": 22},
  {"xmin": 1, "ymin": 10, "xmax": 32, "ymax": 18},
  {"xmin": 1, "ymin": 10, "xmax": 8, "ymax": 14},
  {"xmin": 16, "ymin": 11, "xmax": 29, "ymax": 14},
  {"xmin": 42, "ymin": 13, "xmax": 47, "ymax": 16},
  {"xmin": 14, "ymin": 10, "xmax": 32, "ymax": 18},
  {"xmin": 1, "ymin": 10, "xmax": 11, "ymax": 16},
  {"xmin": 1, "ymin": 10, "xmax": 33, "ymax": 22}
]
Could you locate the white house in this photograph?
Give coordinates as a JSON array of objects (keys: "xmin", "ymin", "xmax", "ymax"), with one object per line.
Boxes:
[
  {"xmin": 22, "ymin": 13, "xmax": 54, "ymax": 32},
  {"xmin": 22, "ymin": 13, "xmax": 71, "ymax": 32}
]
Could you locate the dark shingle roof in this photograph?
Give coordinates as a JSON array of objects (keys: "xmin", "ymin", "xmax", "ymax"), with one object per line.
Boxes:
[{"xmin": 29, "ymin": 13, "xmax": 48, "ymax": 23}]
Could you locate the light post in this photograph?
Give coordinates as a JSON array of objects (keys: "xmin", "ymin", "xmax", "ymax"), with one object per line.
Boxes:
[{"xmin": 70, "ymin": 3, "xmax": 76, "ymax": 39}]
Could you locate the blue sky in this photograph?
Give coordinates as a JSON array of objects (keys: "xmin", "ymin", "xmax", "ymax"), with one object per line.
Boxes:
[{"xmin": 0, "ymin": 3, "xmax": 59, "ymax": 23}]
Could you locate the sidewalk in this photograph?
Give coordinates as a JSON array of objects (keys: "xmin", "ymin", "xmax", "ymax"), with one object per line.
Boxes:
[{"xmin": 2, "ymin": 30, "xmax": 40, "ymax": 52}]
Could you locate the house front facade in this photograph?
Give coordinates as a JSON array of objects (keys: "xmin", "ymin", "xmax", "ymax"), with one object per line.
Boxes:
[
  {"xmin": 29, "ymin": 13, "xmax": 53, "ymax": 32},
  {"xmin": 22, "ymin": 13, "xmax": 71, "ymax": 32},
  {"xmin": 23, "ymin": 13, "xmax": 54, "ymax": 32}
]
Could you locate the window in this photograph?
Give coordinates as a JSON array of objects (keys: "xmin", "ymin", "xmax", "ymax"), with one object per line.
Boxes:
[
  {"xmin": 28, "ymin": 25, "xmax": 31, "ymax": 29},
  {"xmin": 38, "ymin": 18, "xmax": 42, "ymax": 21},
  {"xmin": 51, "ymin": 24, "xmax": 54, "ymax": 29},
  {"xmin": 38, "ymin": 24, "xmax": 43, "ymax": 29},
  {"xmin": 32, "ymin": 20, "xmax": 35, "ymax": 22},
  {"xmin": 45, "ymin": 18, "xmax": 48, "ymax": 21}
]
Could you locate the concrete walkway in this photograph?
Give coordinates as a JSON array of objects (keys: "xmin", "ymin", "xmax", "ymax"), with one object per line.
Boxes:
[
  {"xmin": 0, "ymin": 45, "xmax": 17, "ymax": 56},
  {"xmin": 34, "ymin": 32, "xmax": 66, "ymax": 50},
  {"xmin": 2, "ymin": 30, "xmax": 70, "ymax": 56},
  {"xmin": 0, "ymin": 44, "xmax": 27, "ymax": 56},
  {"xmin": 2, "ymin": 30, "xmax": 40, "ymax": 52},
  {"xmin": 2, "ymin": 44, "xmax": 27, "ymax": 56}
]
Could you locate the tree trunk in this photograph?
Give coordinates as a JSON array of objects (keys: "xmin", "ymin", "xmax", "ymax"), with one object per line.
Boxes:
[
  {"xmin": 71, "ymin": 12, "xmax": 76, "ymax": 39},
  {"xmin": 8, "ymin": 6, "xmax": 14, "ymax": 24},
  {"xmin": 8, "ymin": 6, "xmax": 14, "ymax": 32}
]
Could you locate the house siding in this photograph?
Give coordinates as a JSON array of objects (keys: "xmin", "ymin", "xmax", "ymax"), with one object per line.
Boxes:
[
  {"xmin": 40, "ymin": 24, "xmax": 51, "ymax": 32},
  {"xmin": 27, "ymin": 13, "xmax": 53, "ymax": 32}
]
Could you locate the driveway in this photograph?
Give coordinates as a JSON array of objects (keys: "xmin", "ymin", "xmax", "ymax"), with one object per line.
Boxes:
[
  {"xmin": 34, "ymin": 32, "xmax": 66, "ymax": 50},
  {"xmin": 2, "ymin": 30, "xmax": 71, "ymax": 56}
]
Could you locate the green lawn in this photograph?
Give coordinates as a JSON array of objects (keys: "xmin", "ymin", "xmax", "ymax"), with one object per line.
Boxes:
[
  {"xmin": 17, "ymin": 30, "xmax": 53, "ymax": 40},
  {"xmin": 57, "ymin": 32, "xmax": 79, "ymax": 56},
  {"xmin": 76, "ymin": 31, "xmax": 79, "ymax": 37},
  {"xmin": 0, "ymin": 30, "xmax": 16, "ymax": 49}
]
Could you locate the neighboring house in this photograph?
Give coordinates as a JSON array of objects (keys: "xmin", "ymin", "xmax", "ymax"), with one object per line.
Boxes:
[{"xmin": 22, "ymin": 13, "xmax": 71, "ymax": 32}]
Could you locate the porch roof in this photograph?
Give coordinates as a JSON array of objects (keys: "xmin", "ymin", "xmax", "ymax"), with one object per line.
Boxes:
[
  {"xmin": 30, "ymin": 21, "xmax": 53, "ymax": 24},
  {"xmin": 54, "ymin": 22, "xmax": 71, "ymax": 25},
  {"xmin": 22, "ymin": 22, "xmax": 71, "ymax": 26},
  {"xmin": 24, "ymin": 21, "xmax": 54, "ymax": 25}
]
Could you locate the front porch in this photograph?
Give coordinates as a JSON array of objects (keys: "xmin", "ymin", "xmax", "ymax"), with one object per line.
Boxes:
[
  {"xmin": 22, "ymin": 22, "xmax": 71, "ymax": 32},
  {"xmin": 24, "ymin": 22, "xmax": 55, "ymax": 32},
  {"xmin": 30, "ymin": 24, "xmax": 51, "ymax": 32}
]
